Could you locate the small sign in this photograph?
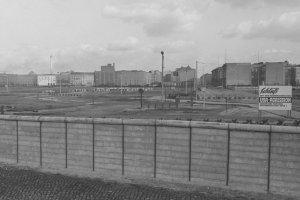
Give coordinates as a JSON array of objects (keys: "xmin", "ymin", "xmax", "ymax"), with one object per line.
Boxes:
[{"xmin": 258, "ymin": 86, "xmax": 292, "ymax": 110}]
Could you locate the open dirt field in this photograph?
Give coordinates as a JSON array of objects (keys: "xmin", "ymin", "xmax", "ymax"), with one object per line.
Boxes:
[{"xmin": 0, "ymin": 86, "xmax": 299, "ymax": 122}]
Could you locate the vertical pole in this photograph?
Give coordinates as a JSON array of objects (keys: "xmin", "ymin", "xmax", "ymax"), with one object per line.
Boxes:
[
  {"xmin": 92, "ymin": 122, "xmax": 95, "ymax": 171},
  {"xmin": 185, "ymin": 70, "xmax": 188, "ymax": 96},
  {"xmin": 267, "ymin": 126, "xmax": 272, "ymax": 193},
  {"xmin": 188, "ymin": 122, "xmax": 192, "ymax": 181},
  {"xmin": 122, "ymin": 120, "xmax": 125, "ymax": 176},
  {"xmin": 226, "ymin": 124, "xmax": 231, "ymax": 186},
  {"xmin": 39, "ymin": 121, "xmax": 42, "ymax": 167},
  {"xmin": 16, "ymin": 120, "xmax": 19, "ymax": 163},
  {"xmin": 161, "ymin": 51, "xmax": 164, "ymax": 101},
  {"xmin": 195, "ymin": 61, "xmax": 198, "ymax": 100},
  {"xmin": 154, "ymin": 120, "xmax": 157, "ymax": 178},
  {"xmin": 65, "ymin": 121, "xmax": 68, "ymax": 168}
]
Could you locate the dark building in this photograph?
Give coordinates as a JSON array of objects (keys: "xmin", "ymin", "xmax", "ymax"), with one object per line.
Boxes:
[
  {"xmin": 222, "ymin": 63, "xmax": 252, "ymax": 87},
  {"xmin": 199, "ymin": 73, "xmax": 212, "ymax": 87},
  {"xmin": 211, "ymin": 67, "xmax": 223, "ymax": 87},
  {"xmin": 94, "ymin": 63, "xmax": 116, "ymax": 86}
]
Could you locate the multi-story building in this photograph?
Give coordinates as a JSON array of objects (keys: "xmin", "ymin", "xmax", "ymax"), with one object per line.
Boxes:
[
  {"xmin": 0, "ymin": 74, "xmax": 9, "ymax": 87},
  {"xmin": 94, "ymin": 63, "xmax": 116, "ymax": 86},
  {"xmin": 294, "ymin": 65, "xmax": 300, "ymax": 86},
  {"xmin": 173, "ymin": 66, "xmax": 196, "ymax": 83},
  {"xmin": 222, "ymin": 63, "xmax": 252, "ymax": 87},
  {"xmin": 70, "ymin": 72, "xmax": 94, "ymax": 86},
  {"xmin": 251, "ymin": 62, "xmax": 264, "ymax": 86},
  {"xmin": 115, "ymin": 70, "xmax": 151, "ymax": 86},
  {"xmin": 57, "ymin": 72, "xmax": 71, "ymax": 86},
  {"xmin": 211, "ymin": 67, "xmax": 223, "ymax": 87},
  {"xmin": 8, "ymin": 74, "xmax": 37, "ymax": 86},
  {"xmin": 149, "ymin": 70, "xmax": 162, "ymax": 85},
  {"xmin": 260, "ymin": 62, "xmax": 288, "ymax": 85},
  {"xmin": 37, "ymin": 74, "xmax": 56, "ymax": 86},
  {"xmin": 199, "ymin": 73, "xmax": 212, "ymax": 87}
]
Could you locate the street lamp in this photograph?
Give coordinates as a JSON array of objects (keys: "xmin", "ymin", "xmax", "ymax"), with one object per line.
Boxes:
[
  {"xmin": 185, "ymin": 69, "xmax": 188, "ymax": 96},
  {"xmin": 161, "ymin": 51, "xmax": 164, "ymax": 101}
]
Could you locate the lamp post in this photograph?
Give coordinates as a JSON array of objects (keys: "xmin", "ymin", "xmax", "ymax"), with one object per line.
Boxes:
[
  {"xmin": 161, "ymin": 51, "xmax": 164, "ymax": 101},
  {"xmin": 185, "ymin": 69, "xmax": 188, "ymax": 96}
]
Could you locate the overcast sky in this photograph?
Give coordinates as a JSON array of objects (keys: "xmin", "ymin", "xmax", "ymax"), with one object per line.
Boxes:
[{"xmin": 1, "ymin": 0, "xmax": 300, "ymax": 74}]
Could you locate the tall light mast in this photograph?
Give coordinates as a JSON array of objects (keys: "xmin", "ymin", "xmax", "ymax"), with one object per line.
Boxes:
[{"xmin": 161, "ymin": 51, "xmax": 164, "ymax": 101}]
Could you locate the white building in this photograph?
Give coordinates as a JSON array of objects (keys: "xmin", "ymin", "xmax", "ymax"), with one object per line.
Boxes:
[{"xmin": 37, "ymin": 74, "xmax": 56, "ymax": 86}]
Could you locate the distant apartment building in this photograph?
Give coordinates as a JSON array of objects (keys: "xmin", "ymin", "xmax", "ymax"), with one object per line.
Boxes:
[
  {"xmin": 0, "ymin": 74, "xmax": 9, "ymax": 87},
  {"xmin": 294, "ymin": 65, "xmax": 300, "ymax": 86},
  {"xmin": 37, "ymin": 74, "xmax": 56, "ymax": 86},
  {"xmin": 260, "ymin": 62, "xmax": 288, "ymax": 85},
  {"xmin": 8, "ymin": 74, "xmax": 37, "ymax": 86},
  {"xmin": 173, "ymin": 66, "xmax": 195, "ymax": 83},
  {"xmin": 115, "ymin": 70, "xmax": 151, "ymax": 86},
  {"xmin": 70, "ymin": 72, "xmax": 94, "ymax": 86},
  {"xmin": 199, "ymin": 73, "xmax": 212, "ymax": 87},
  {"xmin": 222, "ymin": 63, "xmax": 252, "ymax": 87},
  {"xmin": 211, "ymin": 67, "xmax": 223, "ymax": 87},
  {"xmin": 57, "ymin": 72, "xmax": 71, "ymax": 86},
  {"xmin": 149, "ymin": 70, "xmax": 162, "ymax": 85},
  {"xmin": 251, "ymin": 62, "xmax": 264, "ymax": 86},
  {"xmin": 94, "ymin": 63, "xmax": 116, "ymax": 86}
]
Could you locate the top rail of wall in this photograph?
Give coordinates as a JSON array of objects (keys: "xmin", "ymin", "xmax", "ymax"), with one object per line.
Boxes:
[{"xmin": 0, "ymin": 115, "xmax": 299, "ymax": 134}]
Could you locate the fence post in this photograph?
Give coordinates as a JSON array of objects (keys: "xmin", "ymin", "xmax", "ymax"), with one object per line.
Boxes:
[
  {"xmin": 16, "ymin": 120, "xmax": 19, "ymax": 164},
  {"xmin": 122, "ymin": 119, "xmax": 125, "ymax": 176},
  {"xmin": 39, "ymin": 120, "xmax": 42, "ymax": 167},
  {"xmin": 267, "ymin": 126, "xmax": 272, "ymax": 193},
  {"xmin": 65, "ymin": 120, "xmax": 68, "ymax": 168},
  {"xmin": 226, "ymin": 123, "xmax": 231, "ymax": 186},
  {"xmin": 92, "ymin": 122, "xmax": 95, "ymax": 171},
  {"xmin": 188, "ymin": 121, "xmax": 192, "ymax": 181},
  {"xmin": 154, "ymin": 120, "xmax": 157, "ymax": 178}
]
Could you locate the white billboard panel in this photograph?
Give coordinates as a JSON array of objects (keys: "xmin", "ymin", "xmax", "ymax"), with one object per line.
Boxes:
[{"xmin": 258, "ymin": 86, "xmax": 292, "ymax": 110}]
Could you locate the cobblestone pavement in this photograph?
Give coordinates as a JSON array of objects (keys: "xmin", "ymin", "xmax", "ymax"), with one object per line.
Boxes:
[{"xmin": 0, "ymin": 165, "xmax": 297, "ymax": 200}]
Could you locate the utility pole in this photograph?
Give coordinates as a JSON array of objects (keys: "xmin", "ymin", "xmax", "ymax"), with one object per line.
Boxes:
[
  {"xmin": 202, "ymin": 64, "xmax": 206, "ymax": 109},
  {"xmin": 185, "ymin": 69, "xmax": 188, "ymax": 96},
  {"xmin": 195, "ymin": 61, "xmax": 198, "ymax": 100},
  {"xmin": 161, "ymin": 51, "xmax": 164, "ymax": 101}
]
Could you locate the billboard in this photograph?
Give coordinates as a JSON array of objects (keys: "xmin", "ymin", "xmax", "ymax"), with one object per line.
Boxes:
[{"xmin": 259, "ymin": 86, "xmax": 292, "ymax": 110}]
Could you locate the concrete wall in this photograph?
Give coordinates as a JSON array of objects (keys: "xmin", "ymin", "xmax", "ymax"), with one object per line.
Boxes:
[{"xmin": 0, "ymin": 115, "xmax": 299, "ymax": 197}]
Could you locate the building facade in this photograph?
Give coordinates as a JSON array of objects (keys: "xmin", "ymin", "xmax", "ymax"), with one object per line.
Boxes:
[
  {"xmin": 263, "ymin": 62, "xmax": 288, "ymax": 85},
  {"xmin": 116, "ymin": 70, "xmax": 151, "ymax": 86},
  {"xmin": 9, "ymin": 74, "xmax": 37, "ymax": 86},
  {"xmin": 211, "ymin": 67, "xmax": 223, "ymax": 87},
  {"xmin": 173, "ymin": 66, "xmax": 196, "ymax": 83},
  {"xmin": 222, "ymin": 63, "xmax": 252, "ymax": 87},
  {"xmin": 149, "ymin": 70, "xmax": 162, "ymax": 85},
  {"xmin": 57, "ymin": 72, "xmax": 71, "ymax": 86},
  {"xmin": 199, "ymin": 73, "xmax": 212, "ymax": 87},
  {"xmin": 37, "ymin": 75, "xmax": 56, "ymax": 86},
  {"xmin": 70, "ymin": 72, "xmax": 94, "ymax": 86},
  {"xmin": 295, "ymin": 66, "xmax": 300, "ymax": 86},
  {"xmin": 94, "ymin": 63, "xmax": 116, "ymax": 86}
]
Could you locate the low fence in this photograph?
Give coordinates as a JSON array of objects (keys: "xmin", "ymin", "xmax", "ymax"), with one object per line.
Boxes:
[{"xmin": 0, "ymin": 115, "xmax": 299, "ymax": 197}]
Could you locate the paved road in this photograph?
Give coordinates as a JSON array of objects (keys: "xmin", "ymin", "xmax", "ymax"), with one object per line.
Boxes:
[{"xmin": 0, "ymin": 165, "xmax": 296, "ymax": 200}]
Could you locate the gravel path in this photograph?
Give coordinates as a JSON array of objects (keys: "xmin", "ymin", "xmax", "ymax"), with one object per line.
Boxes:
[{"xmin": 0, "ymin": 164, "xmax": 297, "ymax": 200}]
